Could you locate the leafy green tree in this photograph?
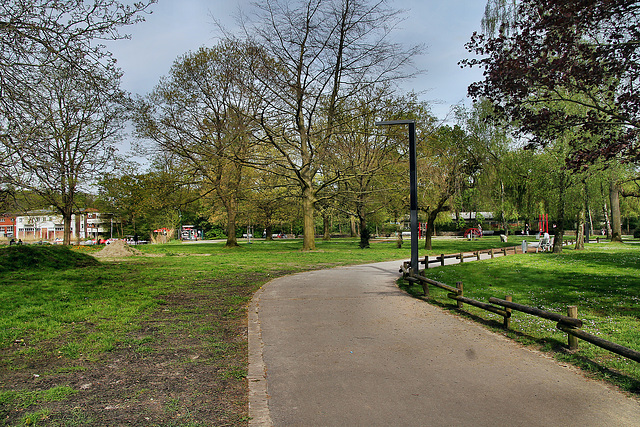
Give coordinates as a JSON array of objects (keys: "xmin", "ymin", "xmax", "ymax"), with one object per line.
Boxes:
[
  {"xmin": 416, "ymin": 123, "xmax": 484, "ymax": 250},
  {"xmin": 98, "ymin": 158, "xmax": 199, "ymax": 239},
  {"xmin": 240, "ymin": 168, "xmax": 293, "ymax": 241},
  {"xmin": 136, "ymin": 42, "xmax": 259, "ymax": 247},
  {"xmin": 481, "ymin": 0, "xmax": 519, "ymax": 36},
  {"xmin": 330, "ymin": 88, "xmax": 410, "ymax": 249}
]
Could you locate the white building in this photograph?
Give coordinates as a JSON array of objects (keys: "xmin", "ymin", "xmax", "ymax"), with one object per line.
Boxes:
[{"xmin": 14, "ymin": 209, "xmax": 111, "ymax": 242}]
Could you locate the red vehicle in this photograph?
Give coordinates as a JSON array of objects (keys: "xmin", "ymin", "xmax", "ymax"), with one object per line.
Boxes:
[{"xmin": 464, "ymin": 228, "xmax": 483, "ymax": 239}]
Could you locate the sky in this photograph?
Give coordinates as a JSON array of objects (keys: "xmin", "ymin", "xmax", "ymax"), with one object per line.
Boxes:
[{"xmin": 107, "ymin": 0, "xmax": 488, "ymax": 146}]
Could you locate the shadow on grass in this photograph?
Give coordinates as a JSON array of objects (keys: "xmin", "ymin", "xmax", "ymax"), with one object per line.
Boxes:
[{"xmin": 423, "ymin": 252, "xmax": 640, "ymax": 319}]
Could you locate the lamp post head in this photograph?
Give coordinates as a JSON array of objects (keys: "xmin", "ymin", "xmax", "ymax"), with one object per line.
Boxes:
[{"xmin": 375, "ymin": 120, "xmax": 416, "ymax": 126}]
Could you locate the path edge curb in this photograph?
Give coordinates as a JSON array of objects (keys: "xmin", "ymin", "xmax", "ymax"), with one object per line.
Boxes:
[{"xmin": 248, "ymin": 284, "xmax": 273, "ymax": 426}]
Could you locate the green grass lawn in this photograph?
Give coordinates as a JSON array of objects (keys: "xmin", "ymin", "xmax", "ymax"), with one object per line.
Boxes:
[{"xmin": 0, "ymin": 236, "xmax": 638, "ymax": 425}]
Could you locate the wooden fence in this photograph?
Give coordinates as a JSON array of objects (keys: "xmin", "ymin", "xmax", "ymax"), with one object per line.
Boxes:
[
  {"xmin": 401, "ymin": 254, "xmax": 640, "ymax": 364},
  {"xmin": 421, "ymin": 239, "xmax": 577, "ymax": 269},
  {"xmin": 422, "ymin": 246, "xmax": 519, "ymax": 269}
]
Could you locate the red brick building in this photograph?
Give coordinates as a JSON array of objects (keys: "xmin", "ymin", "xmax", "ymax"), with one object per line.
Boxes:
[{"xmin": 0, "ymin": 215, "xmax": 16, "ymax": 238}]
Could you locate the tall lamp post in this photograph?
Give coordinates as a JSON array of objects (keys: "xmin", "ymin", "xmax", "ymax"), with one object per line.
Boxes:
[{"xmin": 375, "ymin": 120, "xmax": 418, "ymax": 275}]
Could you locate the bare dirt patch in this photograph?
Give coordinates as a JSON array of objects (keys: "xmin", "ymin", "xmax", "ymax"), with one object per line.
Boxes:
[
  {"xmin": 0, "ymin": 280, "xmax": 253, "ymax": 426},
  {"xmin": 93, "ymin": 240, "xmax": 142, "ymax": 258}
]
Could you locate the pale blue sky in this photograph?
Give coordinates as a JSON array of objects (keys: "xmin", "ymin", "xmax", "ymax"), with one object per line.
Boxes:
[{"xmin": 108, "ymin": 0, "xmax": 487, "ymax": 122}]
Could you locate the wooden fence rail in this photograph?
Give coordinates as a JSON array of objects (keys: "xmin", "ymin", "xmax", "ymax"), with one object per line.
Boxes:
[
  {"xmin": 489, "ymin": 297, "xmax": 583, "ymax": 328},
  {"xmin": 422, "ymin": 246, "xmax": 520, "ymax": 269},
  {"xmin": 557, "ymin": 324, "xmax": 640, "ymax": 363},
  {"xmin": 401, "ymin": 252, "xmax": 640, "ymax": 364},
  {"xmin": 448, "ymin": 293, "xmax": 510, "ymax": 318}
]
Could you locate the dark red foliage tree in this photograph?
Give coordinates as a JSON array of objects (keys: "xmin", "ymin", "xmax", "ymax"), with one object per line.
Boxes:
[{"xmin": 462, "ymin": 0, "xmax": 640, "ymax": 169}]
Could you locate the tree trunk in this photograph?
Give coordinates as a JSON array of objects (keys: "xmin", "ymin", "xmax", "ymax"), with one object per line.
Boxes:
[
  {"xmin": 424, "ymin": 227, "xmax": 433, "ymax": 250},
  {"xmin": 610, "ymin": 179, "xmax": 622, "ymax": 241},
  {"xmin": 266, "ymin": 224, "xmax": 273, "ymax": 241},
  {"xmin": 575, "ymin": 208, "xmax": 585, "ymax": 250},
  {"xmin": 602, "ymin": 200, "xmax": 611, "ymax": 238},
  {"xmin": 323, "ymin": 212, "xmax": 331, "ymax": 241},
  {"xmin": 575, "ymin": 180, "xmax": 587, "ymax": 250},
  {"xmin": 213, "ymin": 160, "xmax": 242, "ymax": 248},
  {"xmin": 500, "ymin": 180, "xmax": 508, "ymax": 235},
  {"xmin": 358, "ymin": 214, "xmax": 369, "ymax": 248},
  {"xmin": 302, "ymin": 184, "xmax": 316, "ymax": 251},
  {"xmin": 424, "ymin": 210, "xmax": 439, "ymax": 250},
  {"xmin": 350, "ymin": 215, "xmax": 357, "ymax": 237},
  {"xmin": 225, "ymin": 204, "xmax": 238, "ymax": 247},
  {"xmin": 552, "ymin": 173, "xmax": 567, "ymax": 253},
  {"xmin": 63, "ymin": 208, "xmax": 73, "ymax": 245}
]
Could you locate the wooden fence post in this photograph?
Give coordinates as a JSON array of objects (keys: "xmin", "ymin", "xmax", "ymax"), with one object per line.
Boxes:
[
  {"xmin": 425, "ymin": 255, "xmax": 429, "ymax": 269},
  {"xmin": 504, "ymin": 295, "xmax": 512, "ymax": 329},
  {"xmin": 422, "ymin": 281, "xmax": 430, "ymax": 299},
  {"xmin": 490, "ymin": 248, "xmax": 494, "ymax": 259},
  {"xmin": 441, "ymin": 254, "xmax": 445, "ymax": 267},
  {"xmin": 456, "ymin": 281, "xmax": 463, "ymax": 309},
  {"xmin": 460, "ymin": 252, "xmax": 464, "ymax": 263},
  {"xmin": 568, "ymin": 306, "xmax": 579, "ymax": 350},
  {"xmin": 476, "ymin": 251, "xmax": 481, "ymax": 261}
]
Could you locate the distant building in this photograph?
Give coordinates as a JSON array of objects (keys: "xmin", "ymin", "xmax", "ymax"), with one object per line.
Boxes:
[
  {"xmin": 10, "ymin": 209, "xmax": 114, "ymax": 242},
  {"xmin": 0, "ymin": 215, "xmax": 16, "ymax": 238},
  {"xmin": 451, "ymin": 212, "xmax": 495, "ymax": 221},
  {"xmin": 82, "ymin": 209, "xmax": 112, "ymax": 240}
]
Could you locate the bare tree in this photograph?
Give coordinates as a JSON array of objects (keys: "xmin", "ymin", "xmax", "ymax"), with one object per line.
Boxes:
[
  {"xmin": 0, "ymin": 0, "xmax": 153, "ymax": 80},
  {"xmin": 1, "ymin": 0, "xmax": 154, "ymax": 204},
  {"xmin": 241, "ymin": 0, "xmax": 422, "ymax": 250},
  {"xmin": 2, "ymin": 59, "xmax": 128, "ymax": 244}
]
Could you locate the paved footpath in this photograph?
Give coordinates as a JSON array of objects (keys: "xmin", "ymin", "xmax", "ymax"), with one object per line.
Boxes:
[{"xmin": 248, "ymin": 260, "xmax": 640, "ymax": 426}]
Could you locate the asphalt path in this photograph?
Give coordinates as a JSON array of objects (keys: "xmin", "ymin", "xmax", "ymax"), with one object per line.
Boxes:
[{"xmin": 248, "ymin": 259, "xmax": 640, "ymax": 426}]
